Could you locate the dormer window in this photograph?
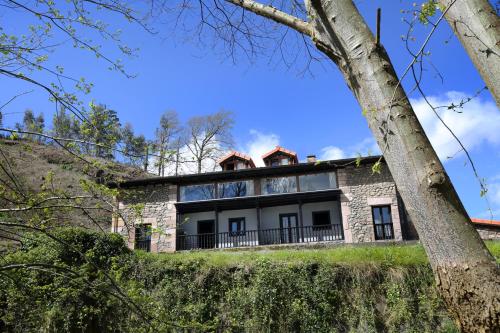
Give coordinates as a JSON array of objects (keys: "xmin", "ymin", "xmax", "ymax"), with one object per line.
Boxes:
[
  {"xmin": 218, "ymin": 151, "xmax": 256, "ymax": 171},
  {"xmin": 262, "ymin": 146, "xmax": 298, "ymax": 167}
]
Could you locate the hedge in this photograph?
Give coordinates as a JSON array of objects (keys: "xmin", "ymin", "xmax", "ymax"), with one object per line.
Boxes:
[{"xmin": 0, "ymin": 228, "xmax": 464, "ymax": 332}]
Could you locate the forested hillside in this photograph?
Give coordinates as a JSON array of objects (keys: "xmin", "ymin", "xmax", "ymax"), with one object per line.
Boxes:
[{"xmin": 0, "ymin": 139, "xmax": 148, "ymax": 244}]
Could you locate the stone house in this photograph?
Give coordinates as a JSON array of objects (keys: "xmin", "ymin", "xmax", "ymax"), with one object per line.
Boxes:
[
  {"xmin": 110, "ymin": 146, "xmax": 498, "ymax": 253},
  {"xmin": 110, "ymin": 146, "xmax": 421, "ymax": 253},
  {"xmin": 471, "ymin": 218, "xmax": 500, "ymax": 240}
]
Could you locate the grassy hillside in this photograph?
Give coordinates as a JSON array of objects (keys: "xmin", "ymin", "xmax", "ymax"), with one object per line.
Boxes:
[
  {"xmin": 0, "ymin": 139, "xmax": 149, "ymax": 232},
  {"xmin": 164, "ymin": 241, "xmax": 500, "ymax": 266}
]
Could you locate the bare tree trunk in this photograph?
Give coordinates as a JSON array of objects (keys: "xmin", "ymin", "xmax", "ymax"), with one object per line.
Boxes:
[
  {"xmin": 439, "ymin": 0, "xmax": 500, "ymax": 107},
  {"xmin": 175, "ymin": 146, "xmax": 180, "ymax": 176},
  {"xmin": 197, "ymin": 159, "xmax": 202, "ymax": 174},
  {"xmin": 304, "ymin": 0, "xmax": 499, "ymax": 330},
  {"xmin": 143, "ymin": 145, "xmax": 149, "ymax": 172},
  {"xmin": 158, "ymin": 148, "xmax": 163, "ymax": 176}
]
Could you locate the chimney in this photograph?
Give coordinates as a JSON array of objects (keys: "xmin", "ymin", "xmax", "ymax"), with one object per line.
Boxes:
[{"xmin": 307, "ymin": 155, "xmax": 317, "ymax": 163}]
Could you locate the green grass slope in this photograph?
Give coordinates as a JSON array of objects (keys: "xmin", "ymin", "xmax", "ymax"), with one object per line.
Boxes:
[{"xmin": 0, "ymin": 139, "xmax": 149, "ymax": 231}]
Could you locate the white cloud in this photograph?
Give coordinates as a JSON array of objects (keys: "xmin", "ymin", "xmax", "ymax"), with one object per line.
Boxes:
[
  {"xmin": 320, "ymin": 146, "xmax": 345, "ymax": 160},
  {"xmin": 412, "ymin": 91, "xmax": 500, "ymax": 160},
  {"xmin": 490, "ymin": 183, "xmax": 500, "ymax": 208},
  {"xmin": 319, "ymin": 137, "xmax": 381, "ymax": 161},
  {"xmin": 242, "ymin": 129, "xmax": 280, "ymax": 167},
  {"xmin": 346, "ymin": 137, "xmax": 381, "ymax": 157},
  {"xmin": 317, "ymin": 92, "xmax": 499, "ymax": 164}
]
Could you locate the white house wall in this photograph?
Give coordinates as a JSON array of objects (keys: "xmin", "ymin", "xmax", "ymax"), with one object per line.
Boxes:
[
  {"xmin": 302, "ymin": 201, "xmax": 342, "ymax": 226},
  {"xmin": 181, "ymin": 202, "xmax": 342, "ymax": 234},
  {"xmin": 180, "ymin": 211, "xmax": 215, "ymax": 235},
  {"xmin": 261, "ymin": 204, "xmax": 299, "ymax": 230},
  {"xmin": 219, "ymin": 208, "xmax": 258, "ymax": 232}
]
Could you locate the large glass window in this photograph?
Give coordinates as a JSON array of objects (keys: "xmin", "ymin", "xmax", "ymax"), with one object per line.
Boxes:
[
  {"xmin": 299, "ymin": 172, "xmax": 337, "ymax": 192},
  {"xmin": 180, "ymin": 183, "xmax": 215, "ymax": 201},
  {"xmin": 261, "ymin": 176, "xmax": 297, "ymax": 195},
  {"xmin": 372, "ymin": 206, "xmax": 394, "ymax": 240},
  {"xmin": 218, "ymin": 180, "xmax": 254, "ymax": 198}
]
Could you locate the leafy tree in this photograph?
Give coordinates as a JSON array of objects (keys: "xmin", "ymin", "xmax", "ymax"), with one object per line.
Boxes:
[
  {"xmin": 22, "ymin": 109, "xmax": 35, "ymax": 133},
  {"xmin": 122, "ymin": 123, "xmax": 148, "ymax": 167},
  {"xmin": 34, "ymin": 114, "xmax": 45, "ymax": 143},
  {"xmin": 22, "ymin": 109, "xmax": 44, "ymax": 142},
  {"xmin": 52, "ymin": 106, "xmax": 73, "ymax": 141},
  {"xmin": 70, "ymin": 115, "xmax": 82, "ymax": 141},
  {"xmin": 186, "ymin": 111, "xmax": 234, "ymax": 174},
  {"xmin": 14, "ymin": 122, "xmax": 22, "ymax": 136},
  {"xmin": 80, "ymin": 103, "xmax": 121, "ymax": 159},
  {"xmin": 0, "ymin": 1, "xmax": 153, "ymax": 327}
]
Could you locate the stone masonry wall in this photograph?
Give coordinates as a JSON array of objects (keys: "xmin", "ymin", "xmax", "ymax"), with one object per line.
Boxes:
[
  {"xmin": 114, "ymin": 183, "xmax": 177, "ymax": 253},
  {"xmin": 337, "ymin": 163, "xmax": 403, "ymax": 243},
  {"xmin": 474, "ymin": 225, "xmax": 500, "ymax": 240}
]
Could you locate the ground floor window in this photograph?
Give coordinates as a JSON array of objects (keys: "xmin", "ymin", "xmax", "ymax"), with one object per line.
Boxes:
[
  {"xmin": 229, "ymin": 217, "xmax": 246, "ymax": 236},
  {"xmin": 312, "ymin": 211, "xmax": 331, "ymax": 230},
  {"xmin": 372, "ymin": 206, "xmax": 394, "ymax": 240},
  {"xmin": 135, "ymin": 224, "xmax": 152, "ymax": 252}
]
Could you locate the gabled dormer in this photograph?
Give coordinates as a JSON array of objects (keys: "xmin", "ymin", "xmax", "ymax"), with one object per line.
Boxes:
[
  {"xmin": 262, "ymin": 146, "xmax": 298, "ymax": 167},
  {"xmin": 218, "ymin": 151, "xmax": 256, "ymax": 171}
]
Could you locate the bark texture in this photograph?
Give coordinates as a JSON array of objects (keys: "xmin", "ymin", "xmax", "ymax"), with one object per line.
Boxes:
[
  {"xmin": 303, "ymin": 0, "xmax": 500, "ymax": 331},
  {"xmin": 439, "ymin": 0, "xmax": 500, "ymax": 107}
]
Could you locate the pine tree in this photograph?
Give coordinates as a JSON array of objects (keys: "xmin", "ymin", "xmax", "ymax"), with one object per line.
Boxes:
[
  {"xmin": 52, "ymin": 107, "xmax": 72, "ymax": 141},
  {"xmin": 122, "ymin": 123, "xmax": 147, "ymax": 167},
  {"xmin": 80, "ymin": 103, "xmax": 121, "ymax": 159}
]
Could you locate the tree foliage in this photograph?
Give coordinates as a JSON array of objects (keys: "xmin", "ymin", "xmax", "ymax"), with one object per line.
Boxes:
[
  {"xmin": 122, "ymin": 123, "xmax": 148, "ymax": 167},
  {"xmin": 52, "ymin": 107, "xmax": 73, "ymax": 141},
  {"xmin": 80, "ymin": 103, "xmax": 121, "ymax": 159},
  {"xmin": 0, "ymin": 227, "xmax": 464, "ymax": 332}
]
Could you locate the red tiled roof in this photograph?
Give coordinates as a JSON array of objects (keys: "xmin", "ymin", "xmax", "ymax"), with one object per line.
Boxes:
[
  {"xmin": 218, "ymin": 151, "xmax": 256, "ymax": 168},
  {"xmin": 262, "ymin": 146, "xmax": 298, "ymax": 160},
  {"xmin": 471, "ymin": 218, "xmax": 500, "ymax": 227}
]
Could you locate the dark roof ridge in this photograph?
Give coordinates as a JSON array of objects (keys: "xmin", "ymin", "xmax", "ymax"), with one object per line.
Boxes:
[{"xmin": 108, "ymin": 155, "xmax": 383, "ymax": 188}]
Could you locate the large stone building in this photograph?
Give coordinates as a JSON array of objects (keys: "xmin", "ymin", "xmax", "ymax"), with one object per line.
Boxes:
[{"xmin": 109, "ymin": 146, "xmax": 496, "ymax": 253}]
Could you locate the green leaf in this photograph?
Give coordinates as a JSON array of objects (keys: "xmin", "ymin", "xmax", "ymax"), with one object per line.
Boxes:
[{"xmin": 372, "ymin": 161, "xmax": 382, "ymax": 174}]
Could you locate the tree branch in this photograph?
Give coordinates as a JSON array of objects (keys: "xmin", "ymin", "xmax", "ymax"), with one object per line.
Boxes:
[{"xmin": 225, "ymin": 0, "xmax": 313, "ymax": 37}]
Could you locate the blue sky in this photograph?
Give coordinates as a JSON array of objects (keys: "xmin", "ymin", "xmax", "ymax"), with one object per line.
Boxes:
[{"xmin": 1, "ymin": 1, "xmax": 499, "ymax": 218}]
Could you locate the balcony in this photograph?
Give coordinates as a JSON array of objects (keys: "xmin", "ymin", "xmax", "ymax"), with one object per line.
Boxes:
[{"xmin": 176, "ymin": 224, "xmax": 344, "ymax": 251}]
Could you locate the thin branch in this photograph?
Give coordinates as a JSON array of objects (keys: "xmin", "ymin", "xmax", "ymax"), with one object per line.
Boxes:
[
  {"xmin": 0, "ymin": 90, "xmax": 33, "ymax": 111},
  {"xmin": 224, "ymin": 0, "xmax": 313, "ymax": 37}
]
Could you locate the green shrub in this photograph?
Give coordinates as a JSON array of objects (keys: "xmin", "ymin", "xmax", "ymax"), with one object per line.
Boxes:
[
  {"xmin": 0, "ymin": 228, "xmax": 137, "ymax": 333},
  {"xmin": 0, "ymin": 228, "xmax": 463, "ymax": 332}
]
